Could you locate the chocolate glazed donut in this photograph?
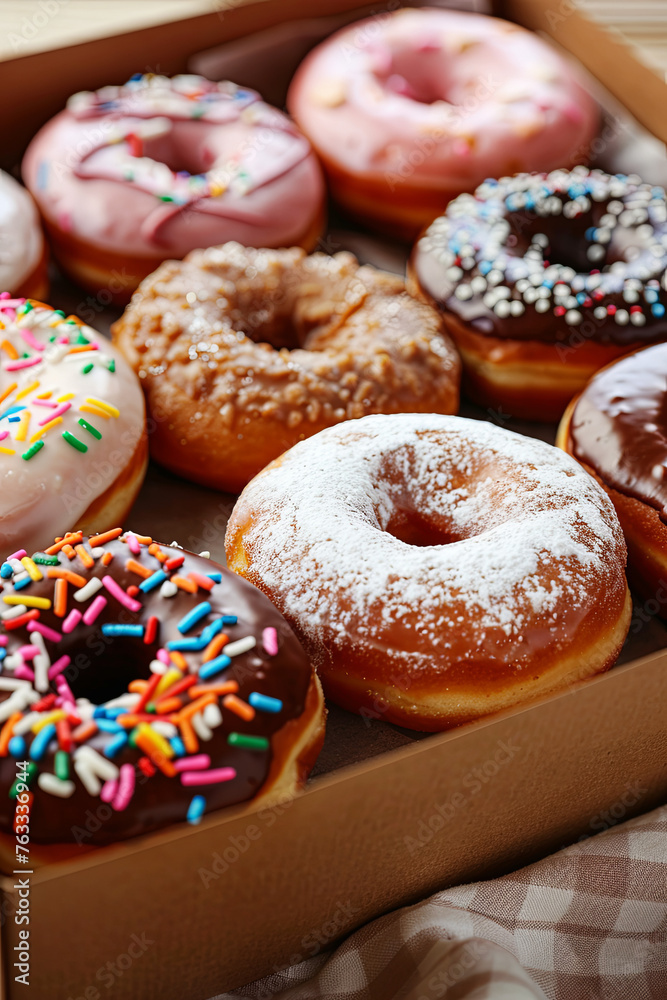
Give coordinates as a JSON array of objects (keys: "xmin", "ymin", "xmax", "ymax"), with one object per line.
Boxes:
[
  {"xmin": 558, "ymin": 342, "xmax": 667, "ymax": 605},
  {"xmin": 0, "ymin": 530, "xmax": 324, "ymax": 846},
  {"xmin": 409, "ymin": 167, "xmax": 667, "ymax": 421}
]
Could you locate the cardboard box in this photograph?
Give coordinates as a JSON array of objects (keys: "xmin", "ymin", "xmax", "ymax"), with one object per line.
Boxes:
[{"xmin": 0, "ymin": 2, "xmax": 666, "ymax": 998}]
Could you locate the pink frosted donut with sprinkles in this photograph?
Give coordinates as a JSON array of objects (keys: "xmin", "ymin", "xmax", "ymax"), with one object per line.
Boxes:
[
  {"xmin": 0, "ymin": 297, "xmax": 147, "ymax": 556},
  {"xmin": 22, "ymin": 74, "xmax": 326, "ymax": 302},
  {"xmin": 287, "ymin": 8, "xmax": 600, "ymax": 239},
  {"xmin": 0, "ymin": 529, "xmax": 324, "ymax": 848}
]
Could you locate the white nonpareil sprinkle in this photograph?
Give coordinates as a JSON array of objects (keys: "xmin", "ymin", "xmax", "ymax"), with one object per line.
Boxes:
[
  {"xmin": 223, "ymin": 636, "xmax": 256, "ymax": 658},
  {"xmin": 1, "ymin": 605, "xmax": 27, "ymax": 621},
  {"xmin": 203, "ymin": 702, "xmax": 223, "ymax": 729},
  {"xmin": 37, "ymin": 773, "xmax": 76, "ymax": 798},
  {"xmin": 191, "ymin": 712, "xmax": 213, "ymax": 741},
  {"xmin": 74, "ymin": 577, "xmax": 103, "ymax": 602}
]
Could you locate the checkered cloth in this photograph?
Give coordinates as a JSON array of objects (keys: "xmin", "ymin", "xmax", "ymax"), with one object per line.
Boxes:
[{"xmin": 219, "ymin": 804, "xmax": 667, "ymax": 999}]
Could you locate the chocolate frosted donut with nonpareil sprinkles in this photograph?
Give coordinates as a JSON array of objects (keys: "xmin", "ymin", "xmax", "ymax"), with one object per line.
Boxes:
[
  {"xmin": 0, "ymin": 297, "xmax": 147, "ymax": 556},
  {"xmin": 0, "ymin": 529, "xmax": 325, "ymax": 845},
  {"xmin": 409, "ymin": 167, "xmax": 667, "ymax": 420}
]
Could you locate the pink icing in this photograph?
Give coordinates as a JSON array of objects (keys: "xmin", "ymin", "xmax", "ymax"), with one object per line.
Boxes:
[
  {"xmin": 22, "ymin": 74, "xmax": 324, "ymax": 257},
  {"xmin": 287, "ymin": 9, "xmax": 600, "ymax": 192}
]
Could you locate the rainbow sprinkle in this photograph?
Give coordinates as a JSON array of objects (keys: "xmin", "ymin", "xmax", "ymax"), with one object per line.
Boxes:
[
  {"xmin": 0, "ymin": 298, "xmax": 117, "ymax": 464},
  {"xmin": 0, "ymin": 530, "xmax": 285, "ymax": 834}
]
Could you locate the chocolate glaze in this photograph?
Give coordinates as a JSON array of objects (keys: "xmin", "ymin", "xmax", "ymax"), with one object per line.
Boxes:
[
  {"xmin": 411, "ymin": 168, "xmax": 667, "ymax": 346},
  {"xmin": 569, "ymin": 342, "xmax": 667, "ymax": 521},
  {"xmin": 0, "ymin": 536, "xmax": 314, "ymax": 845}
]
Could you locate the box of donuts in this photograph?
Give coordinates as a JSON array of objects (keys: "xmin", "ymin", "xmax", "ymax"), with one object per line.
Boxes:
[{"xmin": 0, "ymin": 0, "xmax": 666, "ymax": 996}]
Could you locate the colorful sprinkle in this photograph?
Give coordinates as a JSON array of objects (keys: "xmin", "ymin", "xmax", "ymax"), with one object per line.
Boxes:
[
  {"xmin": 248, "ymin": 692, "xmax": 283, "ymax": 714},
  {"xmin": 186, "ymin": 794, "xmax": 206, "ymax": 823},
  {"xmin": 227, "ymin": 733, "xmax": 269, "ymax": 751},
  {"xmin": 177, "ymin": 602, "xmax": 212, "ymax": 634}
]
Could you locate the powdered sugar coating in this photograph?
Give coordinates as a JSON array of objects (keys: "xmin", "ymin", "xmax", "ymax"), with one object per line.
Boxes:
[{"xmin": 227, "ymin": 414, "xmax": 626, "ymax": 675}]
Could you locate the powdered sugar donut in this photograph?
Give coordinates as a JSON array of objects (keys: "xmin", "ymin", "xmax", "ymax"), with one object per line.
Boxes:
[
  {"xmin": 226, "ymin": 413, "xmax": 631, "ymax": 731},
  {"xmin": 0, "ymin": 298, "xmax": 147, "ymax": 555},
  {"xmin": 288, "ymin": 8, "xmax": 600, "ymax": 238},
  {"xmin": 0, "ymin": 171, "xmax": 48, "ymax": 299},
  {"xmin": 22, "ymin": 74, "xmax": 325, "ymax": 302}
]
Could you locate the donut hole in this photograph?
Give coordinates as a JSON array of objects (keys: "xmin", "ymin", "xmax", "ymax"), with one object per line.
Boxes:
[
  {"xmin": 377, "ymin": 445, "xmax": 514, "ymax": 547},
  {"xmin": 227, "ymin": 262, "xmax": 361, "ymax": 352},
  {"xmin": 509, "ymin": 220, "xmax": 593, "ymax": 274},
  {"xmin": 385, "ymin": 508, "xmax": 463, "ymax": 546},
  {"xmin": 375, "ymin": 47, "xmax": 453, "ymax": 105},
  {"xmin": 238, "ymin": 310, "xmax": 303, "ymax": 352},
  {"xmin": 65, "ymin": 648, "xmax": 151, "ymax": 704},
  {"xmin": 141, "ymin": 126, "xmax": 215, "ymax": 176}
]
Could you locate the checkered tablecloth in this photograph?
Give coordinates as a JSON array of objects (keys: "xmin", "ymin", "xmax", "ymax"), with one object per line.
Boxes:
[{"xmin": 219, "ymin": 803, "xmax": 667, "ymax": 1000}]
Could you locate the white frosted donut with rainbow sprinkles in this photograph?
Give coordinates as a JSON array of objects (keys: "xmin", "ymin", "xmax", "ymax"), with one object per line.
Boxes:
[
  {"xmin": 22, "ymin": 74, "xmax": 326, "ymax": 302},
  {"xmin": 0, "ymin": 297, "xmax": 147, "ymax": 555},
  {"xmin": 0, "ymin": 171, "xmax": 48, "ymax": 300}
]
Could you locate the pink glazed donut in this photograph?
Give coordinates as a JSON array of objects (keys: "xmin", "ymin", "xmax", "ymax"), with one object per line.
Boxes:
[
  {"xmin": 288, "ymin": 8, "xmax": 600, "ymax": 239},
  {"xmin": 23, "ymin": 74, "xmax": 326, "ymax": 303}
]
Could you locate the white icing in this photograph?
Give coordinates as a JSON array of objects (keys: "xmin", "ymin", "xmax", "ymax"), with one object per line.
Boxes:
[
  {"xmin": 0, "ymin": 172, "xmax": 43, "ymax": 293},
  {"xmin": 230, "ymin": 413, "xmax": 626, "ymax": 665}
]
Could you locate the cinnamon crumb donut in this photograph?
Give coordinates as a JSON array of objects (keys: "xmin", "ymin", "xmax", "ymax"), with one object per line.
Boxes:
[
  {"xmin": 112, "ymin": 244, "xmax": 460, "ymax": 492},
  {"xmin": 226, "ymin": 413, "xmax": 631, "ymax": 731}
]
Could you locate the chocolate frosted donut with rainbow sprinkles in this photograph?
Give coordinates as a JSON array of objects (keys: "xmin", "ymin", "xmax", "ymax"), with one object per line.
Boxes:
[{"xmin": 0, "ymin": 529, "xmax": 324, "ymax": 846}]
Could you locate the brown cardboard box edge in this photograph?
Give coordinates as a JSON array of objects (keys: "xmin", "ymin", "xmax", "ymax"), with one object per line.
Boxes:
[
  {"xmin": 2, "ymin": 647, "xmax": 666, "ymax": 1000},
  {"xmin": 0, "ymin": 1, "xmax": 666, "ymax": 997}
]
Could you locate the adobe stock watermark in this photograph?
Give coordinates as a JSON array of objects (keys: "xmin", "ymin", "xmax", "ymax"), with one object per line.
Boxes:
[
  {"xmin": 273, "ymin": 900, "xmax": 357, "ymax": 971},
  {"xmin": 337, "ymin": 0, "xmax": 401, "ymax": 61},
  {"xmin": 630, "ymin": 579, "xmax": 667, "ymax": 633},
  {"xmin": 197, "ymin": 792, "xmax": 295, "ymax": 886},
  {"xmin": 403, "ymin": 737, "xmax": 522, "ymax": 854},
  {"xmin": 65, "ymin": 932, "xmax": 154, "ymax": 1000},
  {"xmin": 8, "ymin": 0, "xmax": 69, "ymax": 52},
  {"xmin": 385, "ymin": 75, "xmax": 500, "ymax": 192},
  {"xmin": 545, "ymin": 0, "xmax": 580, "ymax": 31},
  {"xmin": 571, "ymin": 781, "xmax": 649, "ymax": 846},
  {"xmin": 76, "ymin": 269, "xmax": 133, "ymax": 325}
]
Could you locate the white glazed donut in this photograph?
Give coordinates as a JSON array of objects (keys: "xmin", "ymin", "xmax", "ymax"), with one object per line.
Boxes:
[
  {"xmin": 0, "ymin": 171, "xmax": 48, "ymax": 299},
  {"xmin": 226, "ymin": 413, "xmax": 631, "ymax": 731},
  {"xmin": 0, "ymin": 297, "xmax": 147, "ymax": 555}
]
